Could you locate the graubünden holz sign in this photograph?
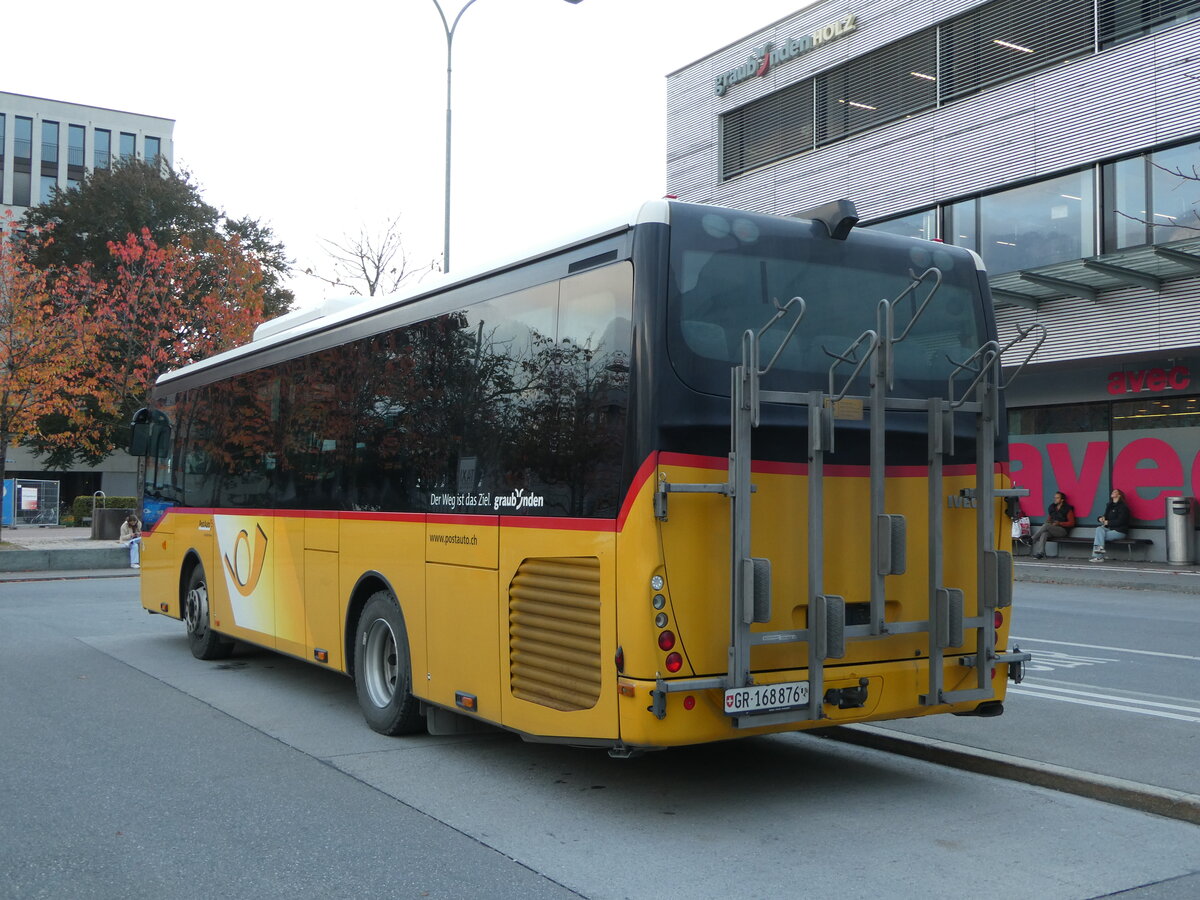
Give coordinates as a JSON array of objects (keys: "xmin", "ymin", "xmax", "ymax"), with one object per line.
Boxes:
[{"xmin": 714, "ymin": 14, "xmax": 859, "ymax": 97}]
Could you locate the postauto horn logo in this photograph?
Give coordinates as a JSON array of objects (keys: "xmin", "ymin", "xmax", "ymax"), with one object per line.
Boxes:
[
  {"xmin": 214, "ymin": 516, "xmax": 273, "ymax": 633},
  {"xmin": 714, "ymin": 14, "xmax": 859, "ymax": 97},
  {"xmin": 224, "ymin": 522, "xmax": 269, "ymax": 597}
]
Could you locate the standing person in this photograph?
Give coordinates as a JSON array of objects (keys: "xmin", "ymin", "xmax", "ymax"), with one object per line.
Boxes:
[
  {"xmin": 1031, "ymin": 491, "xmax": 1075, "ymax": 559},
  {"xmin": 1091, "ymin": 488, "xmax": 1131, "ymax": 562},
  {"xmin": 119, "ymin": 514, "xmax": 143, "ymax": 569}
]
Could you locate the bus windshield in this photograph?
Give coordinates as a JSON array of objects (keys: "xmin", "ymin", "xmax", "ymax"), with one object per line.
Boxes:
[{"xmin": 667, "ymin": 203, "xmax": 988, "ymax": 398}]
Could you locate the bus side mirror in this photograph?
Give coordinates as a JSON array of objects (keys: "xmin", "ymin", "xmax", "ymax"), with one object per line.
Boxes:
[{"xmin": 128, "ymin": 409, "xmax": 171, "ymax": 460}]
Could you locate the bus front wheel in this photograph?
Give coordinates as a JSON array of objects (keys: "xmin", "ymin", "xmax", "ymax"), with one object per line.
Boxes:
[
  {"xmin": 183, "ymin": 565, "xmax": 235, "ymax": 661},
  {"xmin": 354, "ymin": 591, "xmax": 424, "ymax": 735}
]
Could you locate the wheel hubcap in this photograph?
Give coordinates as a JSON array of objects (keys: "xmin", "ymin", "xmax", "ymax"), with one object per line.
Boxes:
[
  {"xmin": 363, "ymin": 618, "xmax": 398, "ymax": 708},
  {"xmin": 185, "ymin": 581, "xmax": 208, "ymax": 638}
]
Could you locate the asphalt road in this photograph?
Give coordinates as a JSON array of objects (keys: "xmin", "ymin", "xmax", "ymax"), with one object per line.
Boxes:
[
  {"xmin": 2, "ymin": 575, "xmax": 1198, "ymax": 899},
  {"xmin": 879, "ymin": 580, "xmax": 1200, "ymax": 796}
]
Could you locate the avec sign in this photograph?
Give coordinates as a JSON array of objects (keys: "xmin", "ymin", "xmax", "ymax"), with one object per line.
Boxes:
[{"xmin": 1107, "ymin": 365, "xmax": 1190, "ymax": 394}]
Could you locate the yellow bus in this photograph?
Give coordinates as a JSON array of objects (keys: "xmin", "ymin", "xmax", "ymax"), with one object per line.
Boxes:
[{"xmin": 130, "ymin": 199, "xmax": 1037, "ymax": 754}]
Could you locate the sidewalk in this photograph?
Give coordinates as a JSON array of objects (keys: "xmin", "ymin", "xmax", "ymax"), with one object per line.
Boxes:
[
  {"xmin": 0, "ymin": 526, "xmax": 133, "ymax": 577},
  {"xmin": 1013, "ymin": 554, "xmax": 1200, "ymax": 594}
]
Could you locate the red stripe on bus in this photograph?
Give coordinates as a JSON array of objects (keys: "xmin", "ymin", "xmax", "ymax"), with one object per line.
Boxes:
[
  {"xmin": 428, "ymin": 514, "xmax": 500, "ymax": 526},
  {"xmin": 617, "ymin": 453, "xmax": 660, "ymax": 531},
  {"xmin": 501, "ymin": 515, "xmax": 618, "ymax": 532}
]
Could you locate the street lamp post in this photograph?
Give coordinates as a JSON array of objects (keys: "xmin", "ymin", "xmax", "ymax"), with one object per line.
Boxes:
[{"xmin": 429, "ymin": 0, "xmax": 582, "ymax": 274}]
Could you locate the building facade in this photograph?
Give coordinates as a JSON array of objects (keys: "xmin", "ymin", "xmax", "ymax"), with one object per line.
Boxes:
[
  {"xmin": 1, "ymin": 92, "xmax": 176, "ymax": 504},
  {"xmin": 667, "ymin": 0, "xmax": 1200, "ymax": 560}
]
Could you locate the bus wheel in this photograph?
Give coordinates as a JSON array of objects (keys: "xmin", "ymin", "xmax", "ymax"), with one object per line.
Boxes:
[
  {"xmin": 183, "ymin": 565, "xmax": 234, "ymax": 661},
  {"xmin": 354, "ymin": 591, "xmax": 424, "ymax": 735}
]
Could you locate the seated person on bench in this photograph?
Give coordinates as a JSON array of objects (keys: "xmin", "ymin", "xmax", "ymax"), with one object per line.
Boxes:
[
  {"xmin": 1091, "ymin": 488, "xmax": 1131, "ymax": 562},
  {"xmin": 1031, "ymin": 491, "xmax": 1075, "ymax": 559}
]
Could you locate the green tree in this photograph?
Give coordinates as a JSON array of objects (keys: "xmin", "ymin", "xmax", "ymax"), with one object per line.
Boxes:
[{"xmin": 22, "ymin": 158, "xmax": 294, "ymax": 317}]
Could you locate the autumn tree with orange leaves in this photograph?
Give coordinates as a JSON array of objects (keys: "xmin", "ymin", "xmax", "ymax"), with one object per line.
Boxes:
[
  {"xmin": 26, "ymin": 228, "xmax": 269, "ymax": 468},
  {"xmin": 0, "ymin": 216, "xmax": 103, "ymax": 537}
]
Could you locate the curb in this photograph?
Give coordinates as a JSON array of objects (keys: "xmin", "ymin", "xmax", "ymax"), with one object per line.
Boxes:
[
  {"xmin": 0, "ymin": 547, "xmax": 129, "ymax": 573},
  {"xmin": 1014, "ymin": 563, "xmax": 1200, "ymax": 594},
  {"xmin": 822, "ymin": 724, "xmax": 1200, "ymax": 826}
]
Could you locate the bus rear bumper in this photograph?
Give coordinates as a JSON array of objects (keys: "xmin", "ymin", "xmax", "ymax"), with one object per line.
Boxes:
[{"xmin": 616, "ymin": 655, "xmax": 1011, "ymax": 749}]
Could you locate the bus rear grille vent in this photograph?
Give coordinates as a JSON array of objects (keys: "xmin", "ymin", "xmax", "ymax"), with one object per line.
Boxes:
[{"xmin": 508, "ymin": 557, "xmax": 601, "ymax": 712}]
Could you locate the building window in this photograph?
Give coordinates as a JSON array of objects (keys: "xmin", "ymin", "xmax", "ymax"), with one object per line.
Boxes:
[
  {"xmin": 1009, "ymin": 401, "xmax": 1109, "ymax": 436},
  {"xmin": 722, "ymin": 79, "xmax": 814, "ymax": 179},
  {"xmin": 1149, "ymin": 140, "xmax": 1200, "ymax": 244},
  {"xmin": 39, "ymin": 174, "xmax": 57, "ymax": 204},
  {"xmin": 816, "ymin": 27, "xmax": 937, "ymax": 146},
  {"xmin": 1102, "ymin": 155, "xmax": 1151, "ymax": 252},
  {"xmin": 939, "ymin": 0, "xmax": 1094, "ymax": 103},
  {"xmin": 1098, "ymin": 0, "xmax": 1200, "ymax": 47},
  {"xmin": 867, "ymin": 208, "xmax": 939, "ymax": 241},
  {"xmin": 946, "ymin": 198, "xmax": 979, "ymax": 250},
  {"xmin": 68, "ymin": 124, "xmax": 86, "ymax": 168},
  {"xmin": 14, "ymin": 171, "xmax": 31, "ymax": 206},
  {"xmin": 41, "ymin": 121, "xmax": 59, "ymax": 165},
  {"xmin": 978, "ymin": 169, "xmax": 1095, "ymax": 274},
  {"xmin": 15, "ymin": 116, "xmax": 33, "ymax": 159},
  {"xmin": 95, "ymin": 129, "xmax": 111, "ymax": 169},
  {"xmin": 119, "ymin": 132, "xmax": 136, "ymax": 161},
  {"xmin": 144, "ymin": 135, "xmax": 161, "ymax": 162},
  {"xmin": 1112, "ymin": 394, "xmax": 1200, "ymax": 430}
]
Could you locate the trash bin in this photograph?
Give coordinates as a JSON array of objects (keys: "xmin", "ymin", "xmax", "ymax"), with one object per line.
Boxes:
[{"xmin": 1166, "ymin": 497, "xmax": 1196, "ymax": 565}]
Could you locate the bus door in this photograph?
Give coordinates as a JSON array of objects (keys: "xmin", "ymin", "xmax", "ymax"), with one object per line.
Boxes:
[{"xmin": 424, "ymin": 514, "xmax": 501, "ymax": 722}]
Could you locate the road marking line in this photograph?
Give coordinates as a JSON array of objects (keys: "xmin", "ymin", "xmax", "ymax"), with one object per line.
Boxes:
[
  {"xmin": 1009, "ymin": 688, "xmax": 1200, "ymax": 723},
  {"xmin": 1011, "ymin": 636, "xmax": 1200, "ymax": 663},
  {"xmin": 1017, "ymin": 681, "xmax": 1200, "ymax": 714}
]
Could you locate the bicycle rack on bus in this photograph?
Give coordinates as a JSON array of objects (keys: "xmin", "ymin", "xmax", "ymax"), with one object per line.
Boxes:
[{"xmin": 654, "ymin": 270, "xmax": 1043, "ymax": 727}]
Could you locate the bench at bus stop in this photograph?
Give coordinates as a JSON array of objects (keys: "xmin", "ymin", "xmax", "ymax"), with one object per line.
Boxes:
[{"xmin": 1018, "ymin": 527, "xmax": 1153, "ymax": 560}]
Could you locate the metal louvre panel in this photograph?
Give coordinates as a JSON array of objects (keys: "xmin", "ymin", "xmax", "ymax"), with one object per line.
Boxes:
[
  {"xmin": 939, "ymin": 0, "xmax": 1095, "ymax": 103},
  {"xmin": 508, "ymin": 557, "xmax": 601, "ymax": 712},
  {"xmin": 1153, "ymin": 24, "xmax": 1200, "ymax": 147},
  {"xmin": 1024, "ymin": 43, "xmax": 1158, "ymax": 173},
  {"xmin": 995, "ymin": 278, "xmax": 1200, "ymax": 365}
]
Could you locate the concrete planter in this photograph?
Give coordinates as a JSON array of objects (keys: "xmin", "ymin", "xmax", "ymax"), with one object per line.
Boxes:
[{"xmin": 92, "ymin": 508, "xmax": 135, "ymax": 541}]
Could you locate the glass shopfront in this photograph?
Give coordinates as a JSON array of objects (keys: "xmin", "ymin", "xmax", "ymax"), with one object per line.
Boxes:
[{"xmin": 1008, "ymin": 360, "xmax": 1200, "ymax": 527}]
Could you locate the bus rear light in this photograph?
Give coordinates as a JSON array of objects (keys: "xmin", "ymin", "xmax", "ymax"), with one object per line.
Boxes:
[
  {"xmin": 683, "ymin": 695, "xmax": 696, "ymax": 710},
  {"xmin": 159, "ymin": 603, "xmax": 169, "ymax": 612},
  {"xmin": 994, "ymin": 610, "xmax": 1004, "ymax": 629},
  {"xmin": 665, "ymin": 652, "xmax": 683, "ymax": 673},
  {"xmin": 652, "ymin": 593, "xmax": 666, "ymax": 610},
  {"xmin": 658, "ymin": 630, "xmax": 676, "ymax": 651},
  {"xmin": 651, "ymin": 575, "xmax": 665, "ymax": 591},
  {"xmin": 615, "ymin": 646, "xmax": 625, "ymax": 673},
  {"xmin": 655, "ymin": 612, "xmax": 668, "ymax": 628},
  {"xmin": 618, "ymin": 681, "xmax": 636, "ymax": 697},
  {"xmin": 313, "ymin": 648, "xmax": 329, "ymax": 663}
]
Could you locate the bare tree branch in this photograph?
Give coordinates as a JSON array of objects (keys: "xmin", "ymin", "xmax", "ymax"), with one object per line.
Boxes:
[{"xmin": 304, "ymin": 217, "xmax": 439, "ymax": 297}]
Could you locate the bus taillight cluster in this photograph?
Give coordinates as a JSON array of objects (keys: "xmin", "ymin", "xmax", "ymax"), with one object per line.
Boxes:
[{"xmin": 652, "ymin": 574, "xmax": 684, "ymax": 673}]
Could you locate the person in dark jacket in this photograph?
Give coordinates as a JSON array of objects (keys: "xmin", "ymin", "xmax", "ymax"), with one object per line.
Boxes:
[
  {"xmin": 1032, "ymin": 491, "xmax": 1075, "ymax": 558},
  {"xmin": 1091, "ymin": 488, "xmax": 1131, "ymax": 562}
]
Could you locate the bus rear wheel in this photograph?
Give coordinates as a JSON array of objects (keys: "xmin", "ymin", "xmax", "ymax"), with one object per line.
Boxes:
[
  {"xmin": 183, "ymin": 564, "xmax": 234, "ymax": 661},
  {"xmin": 354, "ymin": 591, "xmax": 424, "ymax": 735}
]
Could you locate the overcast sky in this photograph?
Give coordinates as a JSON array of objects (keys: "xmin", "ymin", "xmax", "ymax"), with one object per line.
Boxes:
[{"xmin": 8, "ymin": 0, "xmax": 814, "ymax": 308}]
